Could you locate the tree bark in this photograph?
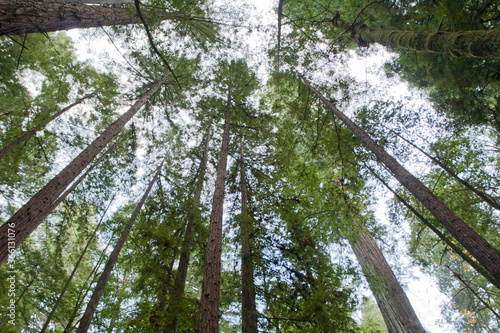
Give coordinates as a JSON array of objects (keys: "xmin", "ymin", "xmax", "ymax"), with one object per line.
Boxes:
[
  {"xmin": 349, "ymin": 225, "xmax": 426, "ymax": 333},
  {"xmin": 49, "ymin": 134, "xmax": 124, "ymax": 211},
  {"xmin": 63, "ymin": 235, "xmax": 114, "ymax": 333},
  {"xmin": 300, "ymin": 75, "xmax": 500, "ymax": 286},
  {"xmin": 0, "ymin": 93, "xmax": 93, "ymax": 161},
  {"xmin": 330, "ymin": 12, "xmax": 500, "ymax": 59},
  {"xmin": 197, "ymin": 90, "xmax": 232, "ymax": 333},
  {"xmin": 0, "ymin": 0, "xmax": 139, "ymax": 36},
  {"xmin": 40, "ymin": 193, "xmax": 115, "ymax": 333},
  {"xmin": 365, "ymin": 162, "xmax": 500, "ymax": 289},
  {"xmin": 239, "ymin": 137, "xmax": 258, "ymax": 333},
  {"xmin": 0, "ymin": 0, "xmax": 204, "ymax": 36},
  {"xmin": 76, "ymin": 153, "xmax": 168, "ymax": 333},
  {"xmin": 0, "ymin": 76, "xmax": 166, "ymax": 266},
  {"xmin": 58, "ymin": 0, "xmax": 133, "ymax": 4},
  {"xmin": 165, "ymin": 122, "xmax": 212, "ymax": 333}
]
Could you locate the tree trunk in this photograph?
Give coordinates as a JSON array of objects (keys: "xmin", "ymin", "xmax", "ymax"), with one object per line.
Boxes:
[
  {"xmin": 63, "ymin": 235, "xmax": 114, "ymax": 333},
  {"xmin": 0, "ymin": 0, "xmax": 139, "ymax": 35},
  {"xmin": 300, "ymin": 75, "xmax": 500, "ymax": 286},
  {"xmin": 365, "ymin": 162, "xmax": 500, "ymax": 289},
  {"xmin": 76, "ymin": 153, "xmax": 168, "ymax": 333},
  {"xmin": 0, "ymin": 76, "xmax": 165, "ymax": 266},
  {"xmin": 59, "ymin": 0, "xmax": 133, "ymax": 4},
  {"xmin": 239, "ymin": 137, "xmax": 258, "ymax": 333},
  {"xmin": 330, "ymin": 12, "xmax": 500, "ymax": 59},
  {"xmin": 0, "ymin": 0, "xmax": 198, "ymax": 36},
  {"xmin": 198, "ymin": 90, "xmax": 232, "ymax": 333},
  {"xmin": 49, "ymin": 134, "xmax": 123, "ymax": 212},
  {"xmin": 165, "ymin": 122, "xmax": 212, "ymax": 332},
  {"xmin": 40, "ymin": 193, "xmax": 116, "ymax": 333},
  {"xmin": 349, "ymin": 225, "xmax": 426, "ymax": 333},
  {"xmin": 0, "ymin": 93, "xmax": 93, "ymax": 161}
]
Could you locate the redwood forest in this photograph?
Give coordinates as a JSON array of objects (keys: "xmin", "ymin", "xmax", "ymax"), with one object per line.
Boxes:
[{"xmin": 0, "ymin": 0, "xmax": 499, "ymax": 332}]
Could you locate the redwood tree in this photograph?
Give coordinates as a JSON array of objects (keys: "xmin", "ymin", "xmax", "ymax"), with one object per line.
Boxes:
[
  {"xmin": 0, "ymin": 76, "xmax": 166, "ymax": 266},
  {"xmin": 239, "ymin": 136, "xmax": 258, "ymax": 333},
  {"xmin": 349, "ymin": 224, "xmax": 426, "ymax": 333},
  {"xmin": 164, "ymin": 121, "xmax": 212, "ymax": 332},
  {"xmin": 329, "ymin": 12, "xmax": 500, "ymax": 59},
  {"xmin": 0, "ymin": 0, "xmax": 214, "ymax": 37},
  {"xmin": 197, "ymin": 89, "xmax": 233, "ymax": 333},
  {"xmin": 198, "ymin": 59, "xmax": 258, "ymax": 333},
  {"xmin": 300, "ymin": 74, "xmax": 500, "ymax": 287},
  {"xmin": 76, "ymin": 153, "xmax": 168, "ymax": 333}
]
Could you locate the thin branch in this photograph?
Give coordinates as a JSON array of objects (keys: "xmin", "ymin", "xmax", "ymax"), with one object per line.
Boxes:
[
  {"xmin": 134, "ymin": 0, "xmax": 181, "ymax": 88},
  {"xmin": 99, "ymin": 25, "xmax": 147, "ymax": 80}
]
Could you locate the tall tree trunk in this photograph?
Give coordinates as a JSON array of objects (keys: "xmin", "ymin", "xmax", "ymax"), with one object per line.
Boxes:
[
  {"xmin": 330, "ymin": 12, "xmax": 500, "ymax": 58},
  {"xmin": 76, "ymin": 153, "xmax": 168, "ymax": 333},
  {"xmin": 0, "ymin": 0, "xmax": 197, "ymax": 36},
  {"xmin": 198, "ymin": 90, "xmax": 232, "ymax": 333},
  {"xmin": 349, "ymin": 225, "xmax": 426, "ymax": 333},
  {"xmin": 365, "ymin": 162, "xmax": 500, "ymax": 289},
  {"xmin": 165, "ymin": 123, "xmax": 212, "ymax": 333},
  {"xmin": 49, "ymin": 134, "xmax": 123, "ymax": 211},
  {"xmin": 59, "ymin": 0, "xmax": 133, "ymax": 4},
  {"xmin": 64, "ymin": 235, "xmax": 114, "ymax": 333},
  {"xmin": 0, "ymin": 93, "xmax": 93, "ymax": 161},
  {"xmin": 239, "ymin": 137, "xmax": 258, "ymax": 333},
  {"xmin": 40, "ymin": 193, "xmax": 116, "ymax": 333},
  {"xmin": 0, "ymin": 77, "xmax": 165, "ymax": 266},
  {"xmin": 0, "ymin": 0, "xmax": 140, "ymax": 35},
  {"xmin": 300, "ymin": 75, "xmax": 500, "ymax": 286}
]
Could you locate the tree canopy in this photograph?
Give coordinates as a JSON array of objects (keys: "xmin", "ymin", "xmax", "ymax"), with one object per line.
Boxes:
[{"xmin": 0, "ymin": 0, "xmax": 499, "ymax": 332}]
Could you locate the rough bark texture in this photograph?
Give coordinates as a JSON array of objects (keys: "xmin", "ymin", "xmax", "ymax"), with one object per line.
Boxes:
[
  {"xmin": 60, "ymin": 0, "xmax": 133, "ymax": 4},
  {"xmin": 300, "ymin": 75, "xmax": 500, "ymax": 286},
  {"xmin": 0, "ymin": 77, "xmax": 165, "ymax": 266},
  {"xmin": 239, "ymin": 137, "xmax": 258, "ymax": 333},
  {"xmin": 76, "ymin": 154, "xmax": 167, "ymax": 333},
  {"xmin": 331, "ymin": 12, "xmax": 500, "ymax": 58},
  {"xmin": 197, "ymin": 91, "xmax": 232, "ymax": 333},
  {"xmin": 0, "ymin": 0, "xmax": 196, "ymax": 36},
  {"xmin": 165, "ymin": 123, "xmax": 212, "ymax": 333},
  {"xmin": 350, "ymin": 225, "xmax": 426, "ymax": 333},
  {"xmin": 0, "ymin": 0, "xmax": 139, "ymax": 35},
  {"xmin": 0, "ymin": 93, "xmax": 91, "ymax": 160}
]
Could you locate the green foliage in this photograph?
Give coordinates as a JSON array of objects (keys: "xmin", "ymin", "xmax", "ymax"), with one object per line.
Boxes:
[
  {"xmin": 389, "ymin": 129, "xmax": 500, "ymax": 331},
  {"xmin": 4, "ymin": 0, "xmax": 500, "ymax": 332},
  {"xmin": 359, "ymin": 297, "xmax": 388, "ymax": 333}
]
